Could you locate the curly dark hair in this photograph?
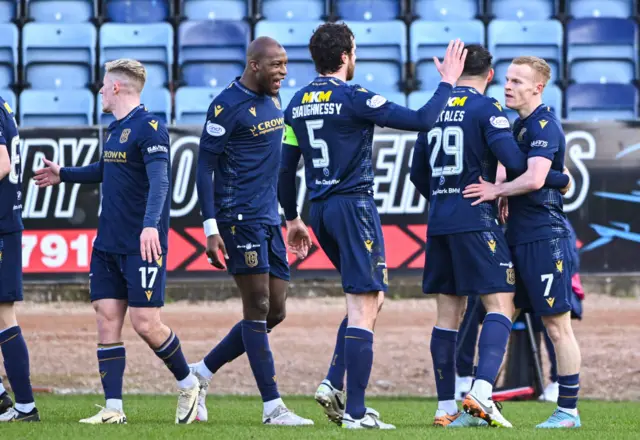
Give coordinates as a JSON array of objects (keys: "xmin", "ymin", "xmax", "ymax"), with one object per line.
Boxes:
[
  {"xmin": 461, "ymin": 44, "xmax": 493, "ymax": 77},
  {"xmin": 309, "ymin": 23, "xmax": 354, "ymax": 75}
]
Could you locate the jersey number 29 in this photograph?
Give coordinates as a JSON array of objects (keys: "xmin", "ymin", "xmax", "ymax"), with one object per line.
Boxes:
[{"xmin": 428, "ymin": 126, "xmax": 464, "ymax": 177}]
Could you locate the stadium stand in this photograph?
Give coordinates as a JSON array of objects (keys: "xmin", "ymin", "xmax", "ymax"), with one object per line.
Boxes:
[
  {"xmin": 567, "ymin": 18, "xmax": 638, "ymax": 84},
  {"xmin": 488, "ymin": 20, "xmax": 564, "ymax": 84},
  {"xmin": 182, "ymin": 0, "xmax": 247, "ymax": 21},
  {"xmin": 486, "ymin": 83, "xmax": 564, "ymax": 122},
  {"xmin": 22, "ymin": 23, "xmax": 97, "ymax": 89},
  {"xmin": 413, "ymin": 0, "xmax": 481, "ymax": 20},
  {"xmin": 0, "ymin": 0, "xmax": 639, "ymax": 122},
  {"xmin": 178, "ymin": 20, "xmax": 250, "ymax": 88},
  {"xmin": 0, "ymin": 23, "xmax": 17, "ymax": 89},
  {"xmin": 260, "ymin": 0, "xmax": 325, "ymax": 20},
  {"xmin": 104, "ymin": 0, "xmax": 170, "ymax": 23},
  {"xmin": 100, "ymin": 22, "xmax": 173, "ymax": 88},
  {"xmin": 490, "ymin": 0, "xmax": 558, "ymax": 20},
  {"xmin": 0, "ymin": 87, "xmax": 16, "ymax": 111},
  {"xmin": 20, "ymin": 89, "xmax": 94, "ymax": 126},
  {"xmin": 411, "ymin": 20, "xmax": 484, "ymax": 90},
  {"xmin": 175, "ymin": 86, "xmax": 223, "ymax": 124},
  {"xmin": 566, "ymin": 83, "xmax": 638, "ymax": 120},
  {"xmin": 98, "ymin": 86, "xmax": 172, "ymax": 124}
]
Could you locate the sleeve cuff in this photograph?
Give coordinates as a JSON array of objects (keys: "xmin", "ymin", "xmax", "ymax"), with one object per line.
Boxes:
[{"xmin": 203, "ymin": 218, "xmax": 219, "ymax": 237}]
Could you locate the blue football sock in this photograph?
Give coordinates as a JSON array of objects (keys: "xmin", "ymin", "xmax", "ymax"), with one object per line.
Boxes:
[
  {"xmin": 325, "ymin": 316, "xmax": 348, "ymax": 390},
  {"xmin": 97, "ymin": 343, "xmax": 126, "ymax": 401},
  {"xmin": 241, "ymin": 320, "xmax": 280, "ymax": 402},
  {"xmin": 154, "ymin": 331, "xmax": 190, "ymax": 382},
  {"xmin": 475, "ymin": 313, "xmax": 512, "ymax": 388},
  {"xmin": 0, "ymin": 326, "xmax": 34, "ymax": 405},
  {"xmin": 204, "ymin": 321, "xmax": 245, "ymax": 375},
  {"xmin": 430, "ymin": 327, "xmax": 457, "ymax": 402},
  {"xmin": 558, "ymin": 373, "xmax": 580, "ymax": 410},
  {"xmin": 345, "ymin": 326, "xmax": 374, "ymax": 420},
  {"xmin": 544, "ymin": 329, "xmax": 559, "ymax": 383}
]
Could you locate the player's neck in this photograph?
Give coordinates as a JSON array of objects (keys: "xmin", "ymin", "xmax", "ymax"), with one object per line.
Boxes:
[
  {"xmin": 320, "ymin": 69, "xmax": 347, "ymax": 83},
  {"xmin": 455, "ymin": 80, "xmax": 485, "ymax": 94},
  {"xmin": 113, "ymin": 98, "xmax": 141, "ymax": 121},
  {"xmin": 239, "ymin": 73, "xmax": 261, "ymax": 95},
  {"xmin": 516, "ymin": 99, "xmax": 543, "ymax": 120}
]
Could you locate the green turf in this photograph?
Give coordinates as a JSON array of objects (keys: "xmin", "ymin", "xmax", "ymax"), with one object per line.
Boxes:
[{"xmin": 3, "ymin": 394, "xmax": 639, "ymax": 439}]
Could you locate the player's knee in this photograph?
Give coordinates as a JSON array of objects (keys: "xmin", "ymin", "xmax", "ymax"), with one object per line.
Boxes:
[
  {"xmin": 0, "ymin": 303, "xmax": 17, "ymax": 329},
  {"xmin": 243, "ymin": 293, "xmax": 270, "ymax": 321},
  {"xmin": 542, "ymin": 313, "xmax": 572, "ymax": 344},
  {"xmin": 130, "ymin": 312, "xmax": 162, "ymax": 340},
  {"xmin": 267, "ymin": 309, "xmax": 286, "ymax": 329},
  {"xmin": 377, "ymin": 291, "xmax": 385, "ymax": 312}
]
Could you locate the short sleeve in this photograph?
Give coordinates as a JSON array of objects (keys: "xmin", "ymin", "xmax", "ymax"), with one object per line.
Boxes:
[
  {"xmin": 350, "ymin": 86, "xmax": 397, "ymax": 127},
  {"xmin": 527, "ymin": 119, "xmax": 560, "ymax": 161},
  {"xmin": 199, "ymin": 98, "xmax": 236, "ymax": 154},
  {"xmin": 480, "ymin": 99, "xmax": 513, "ymax": 145},
  {"xmin": 138, "ymin": 118, "xmax": 170, "ymax": 164}
]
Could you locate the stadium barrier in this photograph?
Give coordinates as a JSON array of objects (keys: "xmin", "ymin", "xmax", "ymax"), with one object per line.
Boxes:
[{"xmin": 18, "ymin": 122, "xmax": 640, "ymax": 287}]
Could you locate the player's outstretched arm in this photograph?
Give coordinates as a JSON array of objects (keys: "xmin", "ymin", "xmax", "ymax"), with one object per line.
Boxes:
[
  {"xmin": 34, "ymin": 158, "xmax": 103, "ymax": 187},
  {"xmin": 409, "ymin": 132, "xmax": 431, "ymax": 198}
]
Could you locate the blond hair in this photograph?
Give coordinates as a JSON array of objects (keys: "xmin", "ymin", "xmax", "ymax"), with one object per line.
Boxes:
[
  {"xmin": 512, "ymin": 56, "xmax": 551, "ymax": 87},
  {"xmin": 105, "ymin": 58, "xmax": 147, "ymax": 93}
]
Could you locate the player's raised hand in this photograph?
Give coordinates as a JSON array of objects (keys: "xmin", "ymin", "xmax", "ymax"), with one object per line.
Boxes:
[
  {"xmin": 140, "ymin": 227, "xmax": 162, "ymax": 263},
  {"xmin": 463, "ymin": 177, "xmax": 500, "ymax": 206},
  {"xmin": 434, "ymin": 39, "xmax": 468, "ymax": 86},
  {"xmin": 33, "ymin": 158, "xmax": 61, "ymax": 187},
  {"xmin": 206, "ymin": 234, "xmax": 228, "ymax": 270},
  {"xmin": 286, "ymin": 217, "xmax": 312, "ymax": 260}
]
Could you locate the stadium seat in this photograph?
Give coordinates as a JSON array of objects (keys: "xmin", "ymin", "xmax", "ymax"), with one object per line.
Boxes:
[
  {"xmin": 569, "ymin": 0, "xmax": 633, "ymax": 18},
  {"xmin": 100, "ymin": 23, "xmax": 173, "ymax": 88},
  {"xmin": 381, "ymin": 91, "xmax": 407, "ymax": 107},
  {"xmin": 261, "ymin": 0, "xmax": 325, "ymax": 20},
  {"xmin": 336, "ymin": 0, "xmax": 400, "ymax": 21},
  {"xmin": 486, "ymin": 84, "xmax": 563, "ymax": 122},
  {"xmin": 278, "ymin": 88, "xmax": 298, "ymax": 109},
  {"xmin": 0, "ymin": 0, "xmax": 17, "ymax": 22},
  {"xmin": 408, "ymin": 90, "xmax": 435, "ymax": 110},
  {"xmin": 488, "ymin": 20, "xmax": 563, "ymax": 84},
  {"xmin": 0, "ymin": 23, "xmax": 18, "ymax": 88},
  {"xmin": 490, "ymin": 0, "xmax": 556, "ymax": 20},
  {"xmin": 22, "ymin": 23, "xmax": 97, "ymax": 89},
  {"xmin": 413, "ymin": 0, "xmax": 481, "ymax": 21},
  {"xmin": 566, "ymin": 83, "xmax": 638, "ymax": 120},
  {"xmin": 344, "ymin": 21, "xmax": 407, "ymax": 91},
  {"xmin": 182, "ymin": 0, "xmax": 246, "ymax": 20},
  {"xmin": 0, "ymin": 88, "xmax": 16, "ymax": 114},
  {"xmin": 255, "ymin": 21, "xmax": 323, "ymax": 90},
  {"xmin": 175, "ymin": 87, "xmax": 223, "ymax": 124},
  {"xmin": 20, "ymin": 89, "xmax": 94, "ymax": 127},
  {"xmin": 567, "ymin": 18, "xmax": 638, "ymax": 84},
  {"xmin": 27, "ymin": 0, "xmax": 95, "ymax": 22},
  {"xmin": 104, "ymin": 0, "xmax": 170, "ymax": 23},
  {"xmin": 411, "ymin": 20, "xmax": 484, "ymax": 90},
  {"xmin": 179, "ymin": 20, "xmax": 250, "ymax": 87}
]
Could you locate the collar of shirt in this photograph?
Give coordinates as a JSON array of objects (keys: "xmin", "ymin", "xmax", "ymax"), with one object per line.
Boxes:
[
  {"xmin": 107, "ymin": 104, "xmax": 145, "ymax": 131},
  {"xmin": 233, "ymin": 77, "xmax": 264, "ymax": 97},
  {"xmin": 313, "ymin": 76, "xmax": 346, "ymax": 86},
  {"xmin": 453, "ymin": 85, "xmax": 479, "ymax": 94},
  {"xmin": 521, "ymin": 103, "xmax": 547, "ymax": 123}
]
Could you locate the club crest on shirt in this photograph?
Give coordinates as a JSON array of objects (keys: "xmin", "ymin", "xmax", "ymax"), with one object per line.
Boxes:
[
  {"xmin": 506, "ymin": 268, "xmax": 516, "ymax": 285},
  {"xmin": 272, "ymin": 96, "xmax": 281, "ymax": 110},
  {"xmin": 120, "ymin": 128, "xmax": 131, "ymax": 143},
  {"xmin": 517, "ymin": 127, "xmax": 527, "ymax": 142}
]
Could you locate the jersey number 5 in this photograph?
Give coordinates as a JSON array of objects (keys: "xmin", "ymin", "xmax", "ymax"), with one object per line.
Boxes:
[
  {"xmin": 8, "ymin": 135, "xmax": 20, "ymax": 185},
  {"xmin": 305, "ymin": 119, "xmax": 329, "ymax": 169},
  {"xmin": 428, "ymin": 126, "xmax": 464, "ymax": 177}
]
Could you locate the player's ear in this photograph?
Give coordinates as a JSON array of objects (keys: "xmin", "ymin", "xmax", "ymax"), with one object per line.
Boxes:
[
  {"xmin": 486, "ymin": 68, "xmax": 495, "ymax": 84},
  {"xmin": 249, "ymin": 60, "xmax": 259, "ymax": 73}
]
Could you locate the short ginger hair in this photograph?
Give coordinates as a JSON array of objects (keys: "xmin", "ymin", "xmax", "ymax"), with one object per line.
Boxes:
[{"xmin": 511, "ymin": 56, "xmax": 551, "ymax": 86}]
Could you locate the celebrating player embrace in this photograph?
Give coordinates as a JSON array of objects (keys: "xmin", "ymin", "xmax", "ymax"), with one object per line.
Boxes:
[{"xmin": 34, "ymin": 59, "xmax": 201, "ymax": 425}]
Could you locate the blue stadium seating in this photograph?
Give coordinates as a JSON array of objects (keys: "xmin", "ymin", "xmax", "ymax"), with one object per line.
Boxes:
[
  {"xmin": 104, "ymin": 0, "xmax": 169, "ymax": 23},
  {"xmin": 336, "ymin": 0, "xmax": 400, "ymax": 21},
  {"xmin": 414, "ymin": 0, "xmax": 481, "ymax": 21},
  {"xmin": 488, "ymin": 20, "xmax": 563, "ymax": 84},
  {"xmin": 567, "ymin": 18, "xmax": 638, "ymax": 84},
  {"xmin": 411, "ymin": 20, "xmax": 484, "ymax": 90},
  {"xmin": 23, "ymin": 23, "xmax": 96, "ymax": 89},
  {"xmin": 100, "ymin": 23, "xmax": 173, "ymax": 88},
  {"xmin": 408, "ymin": 90, "xmax": 435, "ymax": 110},
  {"xmin": 261, "ymin": 0, "xmax": 325, "ymax": 20},
  {"xmin": 381, "ymin": 91, "xmax": 407, "ymax": 106},
  {"xmin": 569, "ymin": 0, "xmax": 634, "ymax": 18},
  {"xmin": 0, "ymin": 88, "xmax": 16, "ymax": 113},
  {"xmin": 344, "ymin": 21, "xmax": 407, "ymax": 92},
  {"xmin": 20, "ymin": 89, "xmax": 94, "ymax": 126},
  {"xmin": 566, "ymin": 83, "xmax": 638, "ymax": 120},
  {"xmin": 255, "ymin": 21, "xmax": 323, "ymax": 89},
  {"xmin": 175, "ymin": 87, "xmax": 223, "ymax": 124},
  {"xmin": 182, "ymin": 0, "xmax": 247, "ymax": 20},
  {"xmin": 490, "ymin": 1, "xmax": 557, "ymax": 20},
  {"xmin": 98, "ymin": 87, "xmax": 172, "ymax": 124},
  {"xmin": 278, "ymin": 88, "xmax": 298, "ymax": 109},
  {"xmin": 0, "ymin": 23, "xmax": 18, "ymax": 88},
  {"xmin": 179, "ymin": 20, "xmax": 250, "ymax": 87},
  {"xmin": 27, "ymin": 0, "xmax": 95, "ymax": 22},
  {"xmin": 486, "ymin": 83, "xmax": 563, "ymax": 122},
  {"xmin": 0, "ymin": 0, "xmax": 17, "ymax": 22}
]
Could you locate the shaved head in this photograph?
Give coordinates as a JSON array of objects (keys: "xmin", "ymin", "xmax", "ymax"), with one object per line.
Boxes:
[{"xmin": 242, "ymin": 36, "xmax": 288, "ymax": 96}]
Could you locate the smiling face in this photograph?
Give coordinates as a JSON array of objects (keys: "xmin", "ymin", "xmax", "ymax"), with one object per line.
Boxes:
[{"xmin": 254, "ymin": 45, "xmax": 288, "ymax": 96}]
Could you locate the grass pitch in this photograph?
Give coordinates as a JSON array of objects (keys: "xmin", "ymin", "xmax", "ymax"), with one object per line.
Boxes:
[{"xmin": 2, "ymin": 394, "xmax": 639, "ymax": 439}]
